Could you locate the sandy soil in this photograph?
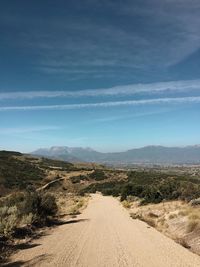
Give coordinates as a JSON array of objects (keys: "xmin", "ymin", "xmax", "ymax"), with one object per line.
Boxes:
[{"xmin": 7, "ymin": 194, "xmax": 200, "ymax": 267}]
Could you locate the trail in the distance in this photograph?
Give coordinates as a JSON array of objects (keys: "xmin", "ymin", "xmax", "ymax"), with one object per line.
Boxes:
[{"xmin": 8, "ymin": 194, "xmax": 200, "ymax": 267}]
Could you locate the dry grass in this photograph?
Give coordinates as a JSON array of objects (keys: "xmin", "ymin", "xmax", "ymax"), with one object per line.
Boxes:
[
  {"xmin": 168, "ymin": 213, "xmax": 177, "ymax": 219},
  {"xmin": 188, "ymin": 212, "xmax": 200, "ymax": 220},
  {"xmin": 178, "ymin": 207, "xmax": 200, "ymax": 233},
  {"xmin": 157, "ymin": 217, "xmax": 165, "ymax": 226},
  {"xmin": 56, "ymin": 192, "xmax": 89, "ymax": 217},
  {"xmin": 178, "ymin": 210, "xmax": 188, "ymax": 216},
  {"xmin": 130, "ymin": 212, "xmax": 142, "ymax": 220},
  {"xmin": 175, "ymin": 237, "xmax": 191, "ymax": 249},
  {"xmin": 122, "ymin": 200, "xmax": 131, "ymax": 209},
  {"xmin": 130, "ymin": 212, "xmax": 156, "ymax": 227},
  {"xmin": 128, "ymin": 199, "xmax": 200, "ymax": 255},
  {"xmin": 148, "ymin": 211, "xmax": 159, "ymax": 218},
  {"xmin": 142, "ymin": 217, "xmax": 156, "ymax": 227},
  {"xmin": 69, "ymin": 198, "xmax": 87, "ymax": 215},
  {"xmin": 187, "ymin": 220, "xmax": 200, "ymax": 233}
]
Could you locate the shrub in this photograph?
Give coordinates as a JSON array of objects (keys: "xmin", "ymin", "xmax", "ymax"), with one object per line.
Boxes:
[
  {"xmin": 0, "ymin": 205, "xmax": 18, "ymax": 236},
  {"xmin": 122, "ymin": 200, "xmax": 131, "ymax": 209},
  {"xmin": 178, "ymin": 182, "xmax": 200, "ymax": 201},
  {"xmin": 89, "ymin": 170, "xmax": 107, "ymax": 181},
  {"xmin": 39, "ymin": 193, "xmax": 58, "ymax": 217},
  {"xmin": 0, "ymin": 190, "xmax": 58, "ymax": 237},
  {"xmin": 68, "ymin": 198, "xmax": 85, "ymax": 215},
  {"xmin": 82, "ymin": 170, "xmax": 200, "ymax": 205},
  {"xmin": 21, "ymin": 213, "xmax": 34, "ymax": 225}
]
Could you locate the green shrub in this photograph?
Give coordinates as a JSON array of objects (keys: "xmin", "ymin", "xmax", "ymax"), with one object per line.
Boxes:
[
  {"xmin": 39, "ymin": 192, "xmax": 58, "ymax": 217},
  {"xmin": 122, "ymin": 200, "xmax": 131, "ymax": 209},
  {"xmin": 0, "ymin": 205, "xmax": 18, "ymax": 236},
  {"xmin": 0, "ymin": 156, "xmax": 45, "ymax": 190},
  {"xmin": 89, "ymin": 170, "xmax": 107, "ymax": 181},
  {"xmin": 0, "ymin": 190, "xmax": 58, "ymax": 237},
  {"xmin": 81, "ymin": 170, "xmax": 200, "ymax": 205}
]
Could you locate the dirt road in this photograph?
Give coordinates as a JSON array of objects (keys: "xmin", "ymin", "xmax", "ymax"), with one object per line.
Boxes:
[{"xmin": 8, "ymin": 194, "xmax": 200, "ymax": 267}]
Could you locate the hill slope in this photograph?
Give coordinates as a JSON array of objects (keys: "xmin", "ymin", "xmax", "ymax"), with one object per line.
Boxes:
[{"xmin": 0, "ymin": 150, "xmax": 75, "ymax": 196}]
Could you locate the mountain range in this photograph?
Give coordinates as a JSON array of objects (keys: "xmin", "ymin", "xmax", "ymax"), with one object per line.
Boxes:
[{"xmin": 31, "ymin": 145, "xmax": 200, "ymax": 165}]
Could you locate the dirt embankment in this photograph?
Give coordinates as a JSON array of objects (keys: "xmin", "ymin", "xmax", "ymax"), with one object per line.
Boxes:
[{"xmin": 128, "ymin": 199, "xmax": 200, "ymax": 255}]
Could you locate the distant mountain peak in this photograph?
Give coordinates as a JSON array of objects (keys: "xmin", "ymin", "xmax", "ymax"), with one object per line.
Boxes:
[{"xmin": 32, "ymin": 145, "xmax": 200, "ymax": 165}]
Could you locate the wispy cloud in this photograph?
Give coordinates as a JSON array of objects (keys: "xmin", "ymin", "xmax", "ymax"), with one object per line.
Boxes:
[
  {"xmin": 1, "ymin": 0, "xmax": 200, "ymax": 83},
  {"xmin": 116, "ymin": 0, "xmax": 200, "ymax": 66},
  {"xmin": 0, "ymin": 96, "xmax": 200, "ymax": 111},
  {"xmin": 1, "ymin": 79, "xmax": 200, "ymax": 100},
  {"xmin": 0, "ymin": 126, "xmax": 61, "ymax": 134},
  {"xmin": 91, "ymin": 108, "xmax": 174, "ymax": 123},
  {"xmin": 30, "ymin": 1, "xmax": 200, "ymax": 71}
]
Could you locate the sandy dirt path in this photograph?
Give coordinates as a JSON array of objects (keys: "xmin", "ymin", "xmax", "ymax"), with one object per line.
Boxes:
[{"xmin": 8, "ymin": 194, "xmax": 200, "ymax": 267}]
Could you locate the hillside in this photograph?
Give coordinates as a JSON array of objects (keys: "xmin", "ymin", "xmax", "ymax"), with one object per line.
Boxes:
[
  {"xmin": 0, "ymin": 150, "xmax": 76, "ymax": 197},
  {"xmin": 32, "ymin": 145, "xmax": 200, "ymax": 165},
  {"xmin": 0, "ymin": 150, "xmax": 109, "ymax": 198}
]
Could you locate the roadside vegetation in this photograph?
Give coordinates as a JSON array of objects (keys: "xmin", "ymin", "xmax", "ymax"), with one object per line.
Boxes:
[
  {"xmin": 0, "ymin": 151, "xmax": 92, "ymax": 263},
  {"xmin": 128, "ymin": 200, "xmax": 200, "ymax": 254},
  {"xmin": 0, "ymin": 188, "xmax": 58, "ymax": 237},
  {"xmin": 81, "ymin": 170, "xmax": 200, "ymax": 203},
  {"xmin": 80, "ymin": 169, "xmax": 200, "ymax": 254}
]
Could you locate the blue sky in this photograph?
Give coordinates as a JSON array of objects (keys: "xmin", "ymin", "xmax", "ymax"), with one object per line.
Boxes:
[{"xmin": 0, "ymin": 0, "xmax": 200, "ymax": 152}]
